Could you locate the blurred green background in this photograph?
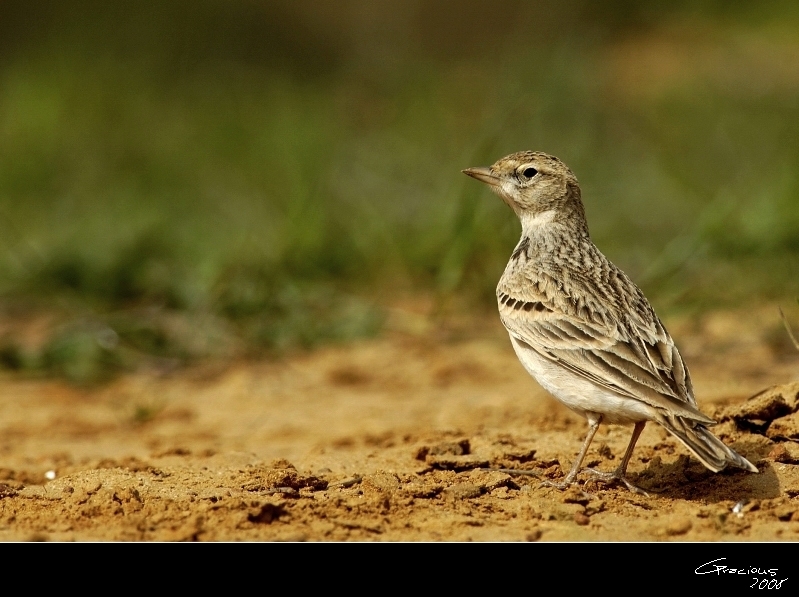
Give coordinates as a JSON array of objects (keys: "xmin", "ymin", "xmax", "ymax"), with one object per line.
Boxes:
[{"xmin": 1, "ymin": 0, "xmax": 798, "ymax": 382}]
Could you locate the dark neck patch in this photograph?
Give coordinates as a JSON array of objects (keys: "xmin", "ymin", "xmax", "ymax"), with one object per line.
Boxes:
[{"xmin": 511, "ymin": 236, "xmax": 530, "ymax": 261}]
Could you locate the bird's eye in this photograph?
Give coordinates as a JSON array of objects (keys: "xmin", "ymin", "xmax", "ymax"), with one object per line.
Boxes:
[{"xmin": 521, "ymin": 167, "xmax": 538, "ymax": 179}]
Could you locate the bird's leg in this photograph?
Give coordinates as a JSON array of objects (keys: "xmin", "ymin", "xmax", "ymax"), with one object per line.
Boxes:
[
  {"xmin": 583, "ymin": 421, "xmax": 649, "ymax": 495},
  {"xmin": 615, "ymin": 421, "xmax": 646, "ymax": 478},
  {"xmin": 540, "ymin": 413, "xmax": 602, "ymax": 490}
]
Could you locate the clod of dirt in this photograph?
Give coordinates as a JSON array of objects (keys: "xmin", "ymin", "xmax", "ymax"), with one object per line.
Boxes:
[
  {"xmin": 425, "ymin": 454, "xmax": 490, "ymax": 472},
  {"xmin": 243, "ymin": 466, "xmax": 327, "ymax": 492},
  {"xmin": 268, "ymin": 458, "xmax": 296, "ymax": 470},
  {"xmin": 724, "ymin": 382, "xmax": 799, "ymax": 424},
  {"xmin": 402, "ymin": 480, "xmax": 443, "ymax": 499},
  {"xmin": 780, "ymin": 471, "xmax": 799, "ymax": 498},
  {"xmin": 414, "ymin": 439, "xmax": 471, "ymax": 460},
  {"xmin": 362, "ymin": 472, "xmax": 400, "ymax": 494},
  {"xmin": 0, "ymin": 484, "xmax": 18, "ymax": 499},
  {"xmin": 767, "ymin": 443, "xmax": 799, "ymax": 464},
  {"xmin": 327, "ymin": 475, "xmax": 362, "ymax": 489},
  {"xmin": 772, "ymin": 504, "xmax": 797, "ymax": 522},
  {"xmin": 415, "ymin": 438, "xmax": 490, "ymax": 471},
  {"xmin": 468, "ymin": 470, "xmax": 515, "ymax": 491},
  {"xmin": 499, "ymin": 448, "xmax": 537, "ymax": 463},
  {"xmin": 765, "ymin": 412, "xmax": 799, "ymax": 441},
  {"xmin": 442, "ymin": 483, "xmax": 483, "ymax": 500}
]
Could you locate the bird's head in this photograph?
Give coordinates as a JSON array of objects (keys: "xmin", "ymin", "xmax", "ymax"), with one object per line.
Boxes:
[{"xmin": 462, "ymin": 151, "xmax": 585, "ymax": 231}]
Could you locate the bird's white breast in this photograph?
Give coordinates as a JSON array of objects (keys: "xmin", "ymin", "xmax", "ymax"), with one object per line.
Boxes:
[{"xmin": 509, "ymin": 335, "xmax": 656, "ymax": 425}]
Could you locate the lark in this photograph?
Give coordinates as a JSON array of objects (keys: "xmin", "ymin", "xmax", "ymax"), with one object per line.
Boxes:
[{"xmin": 463, "ymin": 151, "xmax": 757, "ymax": 493}]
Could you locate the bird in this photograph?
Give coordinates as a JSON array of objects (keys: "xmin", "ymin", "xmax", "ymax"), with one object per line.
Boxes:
[{"xmin": 462, "ymin": 151, "xmax": 757, "ymax": 493}]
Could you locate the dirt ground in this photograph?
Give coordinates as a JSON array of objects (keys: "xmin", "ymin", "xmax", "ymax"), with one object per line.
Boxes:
[{"xmin": 1, "ymin": 302, "xmax": 798, "ymax": 541}]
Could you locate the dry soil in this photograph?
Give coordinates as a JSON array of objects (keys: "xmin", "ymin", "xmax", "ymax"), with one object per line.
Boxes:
[{"xmin": 1, "ymin": 303, "xmax": 799, "ymax": 541}]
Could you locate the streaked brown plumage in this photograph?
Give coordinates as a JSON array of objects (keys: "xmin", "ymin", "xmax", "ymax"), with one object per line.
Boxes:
[{"xmin": 463, "ymin": 151, "xmax": 757, "ymax": 492}]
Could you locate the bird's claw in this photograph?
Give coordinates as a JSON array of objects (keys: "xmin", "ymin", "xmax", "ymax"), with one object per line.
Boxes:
[
  {"xmin": 537, "ymin": 479, "xmax": 593, "ymax": 502},
  {"xmin": 581, "ymin": 468, "xmax": 649, "ymax": 496},
  {"xmin": 537, "ymin": 469, "xmax": 649, "ymax": 497}
]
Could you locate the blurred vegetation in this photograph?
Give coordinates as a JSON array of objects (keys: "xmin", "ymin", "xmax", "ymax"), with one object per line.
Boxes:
[{"xmin": 0, "ymin": 0, "xmax": 798, "ymax": 381}]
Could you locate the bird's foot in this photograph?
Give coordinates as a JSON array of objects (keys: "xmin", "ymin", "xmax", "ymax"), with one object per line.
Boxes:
[
  {"xmin": 537, "ymin": 478, "xmax": 593, "ymax": 502},
  {"xmin": 581, "ymin": 468, "xmax": 649, "ymax": 496},
  {"xmin": 537, "ymin": 479, "xmax": 570, "ymax": 491}
]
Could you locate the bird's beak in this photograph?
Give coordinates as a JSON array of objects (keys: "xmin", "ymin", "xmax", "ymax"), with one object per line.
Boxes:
[{"xmin": 462, "ymin": 167, "xmax": 500, "ymax": 187}]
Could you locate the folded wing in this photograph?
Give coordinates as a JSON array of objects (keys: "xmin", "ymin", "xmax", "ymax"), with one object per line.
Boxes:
[{"xmin": 497, "ymin": 282, "xmax": 713, "ymax": 424}]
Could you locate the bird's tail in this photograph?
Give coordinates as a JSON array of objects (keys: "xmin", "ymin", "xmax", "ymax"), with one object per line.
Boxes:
[{"xmin": 655, "ymin": 414, "xmax": 758, "ymax": 473}]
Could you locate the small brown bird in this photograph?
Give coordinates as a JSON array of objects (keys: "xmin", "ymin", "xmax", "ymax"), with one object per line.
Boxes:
[{"xmin": 463, "ymin": 151, "xmax": 757, "ymax": 492}]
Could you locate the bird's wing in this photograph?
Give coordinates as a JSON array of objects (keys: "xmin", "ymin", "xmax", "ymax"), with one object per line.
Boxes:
[{"xmin": 497, "ymin": 270, "xmax": 712, "ymax": 424}]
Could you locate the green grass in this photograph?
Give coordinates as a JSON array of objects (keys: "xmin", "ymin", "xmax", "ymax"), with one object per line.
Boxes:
[{"xmin": 0, "ymin": 1, "xmax": 798, "ymax": 381}]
